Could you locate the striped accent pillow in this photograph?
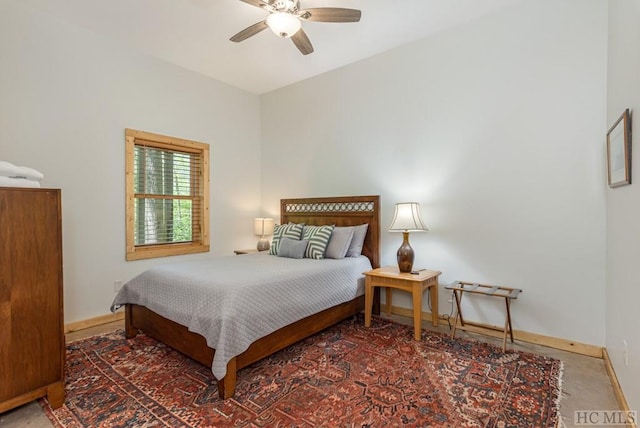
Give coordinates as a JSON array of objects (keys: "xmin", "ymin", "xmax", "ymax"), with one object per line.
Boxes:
[
  {"xmin": 269, "ymin": 223, "xmax": 304, "ymax": 255},
  {"xmin": 303, "ymin": 225, "xmax": 335, "ymax": 259}
]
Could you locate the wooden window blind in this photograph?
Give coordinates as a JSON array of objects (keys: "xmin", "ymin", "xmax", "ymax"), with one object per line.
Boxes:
[{"xmin": 125, "ymin": 129, "xmax": 210, "ymax": 260}]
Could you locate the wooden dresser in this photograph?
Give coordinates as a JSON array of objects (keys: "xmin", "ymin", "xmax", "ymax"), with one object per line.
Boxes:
[{"xmin": 0, "ymin": 188, "xmax": 65, "ymax": 413}]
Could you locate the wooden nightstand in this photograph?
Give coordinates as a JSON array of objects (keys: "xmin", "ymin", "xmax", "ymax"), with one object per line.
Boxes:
[
  {"xmin": 233, "ymin": 249, "xmax": 260, "ymax": 255},
  {"xmin": 364, "ymin": 266, "xmax": 441, "ymax": 341}
]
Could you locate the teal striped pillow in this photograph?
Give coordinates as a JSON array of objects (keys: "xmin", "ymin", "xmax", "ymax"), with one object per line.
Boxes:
[
  {"xmin": 269, "ymin": 223, "xmax": 304, "ymax": 255},
  {"xmin": 303, "ymin": 225, "xmax": 335, "ymax": 259}
]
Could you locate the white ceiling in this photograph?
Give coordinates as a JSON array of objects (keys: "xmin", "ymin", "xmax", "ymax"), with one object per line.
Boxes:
[{"xmin": 21, "ymin": 0, "xmax": 519, "ymax": 94}]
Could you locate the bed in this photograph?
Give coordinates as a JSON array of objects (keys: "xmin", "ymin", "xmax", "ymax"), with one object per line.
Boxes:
[{"xmin": 113, "ymin": 195, "xmax": 381, "ymax": 399}]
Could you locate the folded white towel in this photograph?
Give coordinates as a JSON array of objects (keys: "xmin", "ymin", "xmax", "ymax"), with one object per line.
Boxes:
[
  {"xmin": 16, "ymin": 166, "xmax": 44, "ymax": 181},
  {"xmin": 0, "ymin": 160, "xmax": 44, "ymax": 181},
  {"xmin": 0, "ymin": 161, "xmax": 20, "ymax": 177},
  {"xmin": 0, "ymin": 176, "xmax": 41, "ymax": 188}
]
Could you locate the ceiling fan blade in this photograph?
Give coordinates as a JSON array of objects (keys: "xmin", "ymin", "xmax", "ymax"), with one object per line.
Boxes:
[
  {"xmin": 298, "ymin": 8, "xmax": 361, "ymax": 23},
  {"xmin": 238, "ymin": 0, "xmax": 271, "ymax": 9},
  {"xmin": 291, "ymin": 29, "xmax": 314, "ymax": 55},
  {"xmin": 230, "ymin": 20, "xmax": 268, "ymax": 42}
]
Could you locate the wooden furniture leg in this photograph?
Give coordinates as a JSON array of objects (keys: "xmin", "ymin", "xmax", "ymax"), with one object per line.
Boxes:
[
  {"xmin": 218, "ymin": 358, "xmax": 237, "ymax": 399},
  {"xmin": 502, "ymin": 305, "xmax": 509, "ymax": 351},
  {"xmin": 46, "ymin": 382, "xmax": 65, "ymax": 409},
  {"xmin": 364, "ymin": 276, "xmax": 373, "ymax": 328},
  {"xmin": 501, "ymin": 297, "xmax": 516, "ymax": 352},
  {"xmin": 506, "ymin": 297, "xmax": 514, "ymax": 342},
  {"xmin": 412, "ymin": 284, "xmax": 422, "ymax": 341},
  {"xmin": 451, "ymin": 289, "xmax": 463, "ymax": 340},
  {"xmin": 430, "ymin": 282, "xmax": 439, "ymax": 327},
  {"xmin": 125, "ymin": 304, "xmax": 138, "ymax": 339}
]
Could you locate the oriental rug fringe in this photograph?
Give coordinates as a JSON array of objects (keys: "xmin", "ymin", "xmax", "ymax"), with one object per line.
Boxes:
[{"xmin": 41, "ymin": 314, "xmax": 562, "ymax": 427}]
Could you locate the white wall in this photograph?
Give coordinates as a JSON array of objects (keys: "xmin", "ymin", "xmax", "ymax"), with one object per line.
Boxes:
[
  {"xmin": 0, "ymin": 2, "xmax": 262, "ymax": 323},
  {"xmin": 261, "ymin": 0, "xmax": 608, "ymax": 345},
  {"xmin": 606, "ymin": 0, "xmax": 640, "ymax": 412}
]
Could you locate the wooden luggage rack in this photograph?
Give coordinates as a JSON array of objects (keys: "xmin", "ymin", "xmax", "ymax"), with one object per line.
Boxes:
[{"xmin": 445, "ymin": 281, "xmax": 522, "ymax": 351}]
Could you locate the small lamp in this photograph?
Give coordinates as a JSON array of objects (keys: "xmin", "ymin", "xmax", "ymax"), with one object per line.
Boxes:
[
  {"xmin": 254, "ymin": 218, "xmax": 275, "ymax": 251},
  {"xmin": 388, "ymin": 202, "xmax": 428, "ymax": 273}
]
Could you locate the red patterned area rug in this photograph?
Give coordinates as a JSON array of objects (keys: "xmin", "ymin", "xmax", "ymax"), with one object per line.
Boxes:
[{"xmin": 41, "ymin": 314, "xmax": 562, "ymax": 427}]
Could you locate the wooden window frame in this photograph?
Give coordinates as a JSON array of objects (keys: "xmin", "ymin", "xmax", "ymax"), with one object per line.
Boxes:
[{"xmin": 125, "ymin": 128, "xmax": 210, "ymax": 260}]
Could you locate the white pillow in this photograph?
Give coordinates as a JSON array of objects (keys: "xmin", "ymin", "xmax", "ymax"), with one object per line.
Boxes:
[
  {"xmin": 346, "ymin": 224, "xmax": 368, "ymax": 257},
  {"xmin": 277, "ymin": 238, "xmax": 308, "ymax": 259},
  {"xmin": 325, "ymin": 226, "xmax": 355, "ymax": 259}
]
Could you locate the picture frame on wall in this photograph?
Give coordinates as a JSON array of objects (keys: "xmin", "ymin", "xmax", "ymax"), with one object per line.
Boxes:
[{"xmin": 606, "ymin": 108, "xmax": 632, "ymax": 188}]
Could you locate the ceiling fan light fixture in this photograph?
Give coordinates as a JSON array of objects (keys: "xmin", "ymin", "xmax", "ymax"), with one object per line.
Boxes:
[{"xmin": 266, "ymin": 12, "xmax": 301, "ymax": 38}]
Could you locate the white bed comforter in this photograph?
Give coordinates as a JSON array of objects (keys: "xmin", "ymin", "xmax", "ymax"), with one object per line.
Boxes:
[{"xmin": 111, "ymin": 253, "xmax": 372, "ymax": 379}]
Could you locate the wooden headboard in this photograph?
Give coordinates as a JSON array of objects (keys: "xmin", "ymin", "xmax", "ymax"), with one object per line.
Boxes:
[{"xmin": 280, "ymin": 195, "xmax": 380, "ymax": 268}]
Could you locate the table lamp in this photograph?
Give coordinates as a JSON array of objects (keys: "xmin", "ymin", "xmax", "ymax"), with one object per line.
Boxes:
[
  {"xmin": 388, "ymin": 202, "xmax": 428, "ymax": 272},
  {"xmin": 254, "ymin": 218, "xmax": 275, "ymax": 251}
]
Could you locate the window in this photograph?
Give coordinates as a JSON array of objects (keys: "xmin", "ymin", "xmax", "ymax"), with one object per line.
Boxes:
[{"xmin": 125, "ymin": 129, "xmax": 209, "ymax": 260}]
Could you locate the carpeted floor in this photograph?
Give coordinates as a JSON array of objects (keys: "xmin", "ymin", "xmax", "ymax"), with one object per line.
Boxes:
[{"xmin": 41, "ymin": 314, "xmax": 562, "ymax": 427}]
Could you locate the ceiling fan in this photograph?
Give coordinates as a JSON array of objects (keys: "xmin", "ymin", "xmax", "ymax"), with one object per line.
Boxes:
[{"xmin": 230, "ymin": 0, "xmax": 361, "ymax": 55}]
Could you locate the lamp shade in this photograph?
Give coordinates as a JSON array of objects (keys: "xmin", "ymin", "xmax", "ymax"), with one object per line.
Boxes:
[
  {"xmin": 266, "ymin": 12, "xmax": 301, "ymax": 38},
  {"xmin": 388, "ymin": 202, "xmax": 428, "ymax": 232},
  {"xmin": 254, "ymin": 218, "xmax": 275, "ymax": 236}
]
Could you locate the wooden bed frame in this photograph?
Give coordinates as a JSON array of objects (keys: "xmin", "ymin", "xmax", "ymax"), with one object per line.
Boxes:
[{"xmin": 125, "ymin": 195, "xmax": 381, "ymax": 399}]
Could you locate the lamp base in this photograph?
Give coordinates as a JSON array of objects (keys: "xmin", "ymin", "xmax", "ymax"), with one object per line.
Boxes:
[
  {"xmin": 397, "ymin": 231, "xmax": 414, "ymax": 273},
  {"xmin": 257, "ymin": 237, "xmax": 270, "ymax": 251}
]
